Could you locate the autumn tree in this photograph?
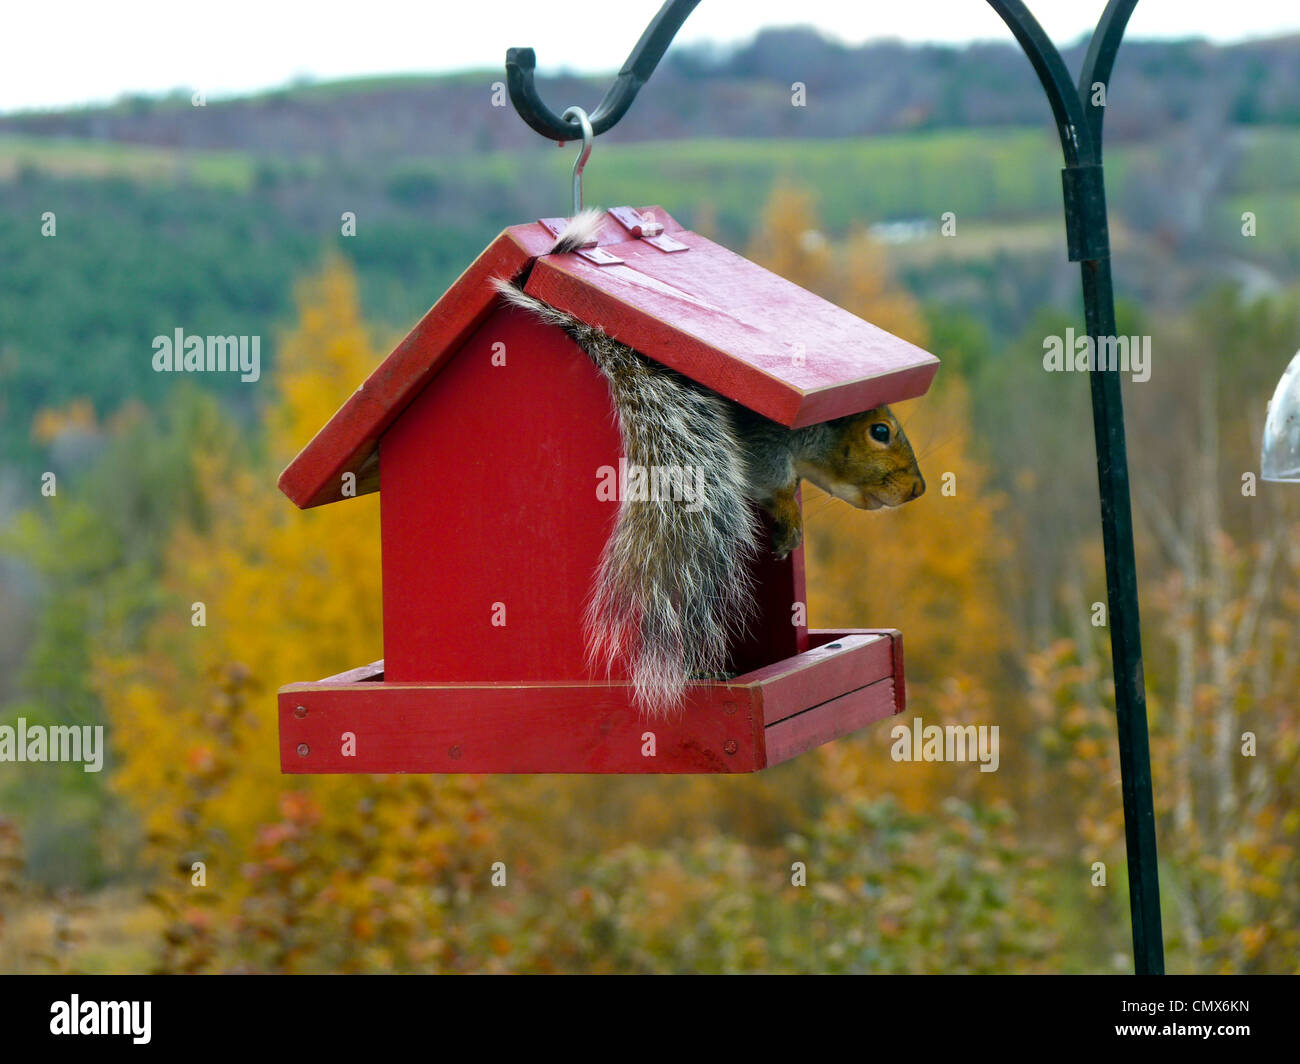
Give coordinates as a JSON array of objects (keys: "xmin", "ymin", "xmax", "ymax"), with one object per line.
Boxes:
[
  {"xmin": 97, "ymin": 257, "xmax": 503, "ymax": 972},
  {"xmin": 746, "ymin": 183, "xmax": 1019, "ymax": 815}
]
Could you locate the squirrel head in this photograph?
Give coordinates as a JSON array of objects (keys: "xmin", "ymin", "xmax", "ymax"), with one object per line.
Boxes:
[{"xmin": 796, "ymin": 405, "xmax": 925, "ymax": 510}]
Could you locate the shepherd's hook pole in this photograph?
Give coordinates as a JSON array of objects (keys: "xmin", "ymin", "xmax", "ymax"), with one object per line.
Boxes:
[{"xmin": 505, "ymin": 0, "xmax": 1165, "ymax": 974}]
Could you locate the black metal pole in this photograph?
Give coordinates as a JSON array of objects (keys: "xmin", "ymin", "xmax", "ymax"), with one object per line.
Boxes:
[
  {"xmin": 987, "ymin": 0, "xmax": 1165, "ymax": 974},
  {"xmin": 1079, "ymin": 252, "xmax": 1165, "ymax": 974}
]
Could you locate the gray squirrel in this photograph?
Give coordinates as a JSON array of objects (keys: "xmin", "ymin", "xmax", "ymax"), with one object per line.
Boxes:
[{"xmin": 494, "ymin": 211, "xmax": 925, "ymax": 713}]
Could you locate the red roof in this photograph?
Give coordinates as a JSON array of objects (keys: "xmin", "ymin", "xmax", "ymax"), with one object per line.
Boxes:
[{"xmin": 279, "ymin": 206, "xmax": 939, "ymax": 509}]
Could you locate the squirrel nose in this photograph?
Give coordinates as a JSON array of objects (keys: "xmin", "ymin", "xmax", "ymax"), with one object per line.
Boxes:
[{"xmin": 909, "ymin": 477, "xmax": 925, "ymax": 500}]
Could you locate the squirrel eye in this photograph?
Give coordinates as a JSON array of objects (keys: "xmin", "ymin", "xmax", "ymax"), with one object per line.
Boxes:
[{"xmin": 869, "ymin": 423, "xmax": 891, "ymax": 444}]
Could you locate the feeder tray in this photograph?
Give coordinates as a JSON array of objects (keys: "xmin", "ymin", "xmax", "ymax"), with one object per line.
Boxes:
[{"xmin": 280, "ymin": 630, "xmax": 902, "ymax": 774}]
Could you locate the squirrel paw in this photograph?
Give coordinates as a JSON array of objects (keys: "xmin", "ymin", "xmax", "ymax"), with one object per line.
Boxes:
[{"xmin": 770, "ymin": 521, "xmax": 803, "ymax": 560}]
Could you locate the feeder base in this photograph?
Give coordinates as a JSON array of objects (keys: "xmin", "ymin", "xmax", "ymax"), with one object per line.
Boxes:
[{"xmin": 277, "ymin": 629, "xmax": 903, "ymax": 774}]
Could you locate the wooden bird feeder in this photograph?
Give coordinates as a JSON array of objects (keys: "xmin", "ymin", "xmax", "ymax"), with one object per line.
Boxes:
[{"xmin": 277, "ymin": 206, "xmax": 938, "ymax": 774}]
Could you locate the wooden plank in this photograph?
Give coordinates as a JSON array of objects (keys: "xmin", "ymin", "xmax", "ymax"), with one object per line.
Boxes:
[
  {"xmin": 378, "ymin": 304, "xmax": 626, "ymax": 684},
  {"xmin": 279, "ymin": 681, "xmax": 762, "ymax": 774},
  {"xmin": 726, "ymin": 502, "xmax": 806, "ymax": 676},
  {"xmin": 763, "ymin": 676, "xmax": 898, "ymax": 768},
  {"xmin": 740, "ymin": 631, "xmax": 894, "ymax": 725},
  {"xmin": 278, "ymin": 623, "xmax": 902, "ymax": 774},
  {"xmin": 809, "ymin": 627, "xmax": 905, "ymax": 712},
  {"xmin": 861, "ymin": 628, "xmax": 907, "ymax": 714},
  {"xmin": 277, "ymin": 223, "xmax": 556, "ymax": 510},
  {"xmin": 525, "ymin": 223, "xmax": 939, "ymax": 428}
]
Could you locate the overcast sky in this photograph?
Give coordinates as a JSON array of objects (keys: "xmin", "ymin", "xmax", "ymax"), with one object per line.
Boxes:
[{"xmin": 3, "ymin": 0, "xmax": 1299, "ymax": 114}]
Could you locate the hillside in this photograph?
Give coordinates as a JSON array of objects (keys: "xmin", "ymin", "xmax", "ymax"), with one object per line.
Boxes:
[
  {"xmin": 6, "ymin": 29, "xmax": 1300, "ymax": 150},
  {"xmin": 3, "ymin": 30, "xmax": 1300, "ymax": 490}
]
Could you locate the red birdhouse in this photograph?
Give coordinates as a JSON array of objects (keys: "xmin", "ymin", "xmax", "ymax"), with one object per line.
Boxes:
[{"xmin": 277, "ymin": 206, "xmax": 939, "ymax": 774}]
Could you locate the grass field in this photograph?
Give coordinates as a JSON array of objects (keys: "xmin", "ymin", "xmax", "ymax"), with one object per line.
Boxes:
[
  {"xmin": 0, "ymin": 126, "xmax": 1087, "ymax": 225},
  {"xmin": 6, "ymin": 122, "xmax": 1299, "ymax": 241},
  {"xmin": 0, "ymin": 134, "xmax": 256, "ymax": 191}
]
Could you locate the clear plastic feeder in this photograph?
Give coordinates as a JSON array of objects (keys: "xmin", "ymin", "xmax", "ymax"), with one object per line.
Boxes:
[{"xmin": 1262, "ymin": 349, "xmax": 1300, "ymax": 482}]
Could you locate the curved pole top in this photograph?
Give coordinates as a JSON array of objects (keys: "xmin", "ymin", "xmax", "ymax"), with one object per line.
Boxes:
[
  {"xmin": 503, "ymin": 0, "xmax": 1138, "ymax": 168},
  {"xmin": 1078, "ymin": 0, "xmax": 1141, "ymax": 159},
  {"xmin": 984, "ymin": 0, "xmax": 1093, "ymax": 164}
]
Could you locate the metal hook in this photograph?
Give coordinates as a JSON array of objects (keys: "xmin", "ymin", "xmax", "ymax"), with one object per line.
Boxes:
[
  {"xmin": 562, "ymin": 105, "xmax": 593, "ymax": 215},
  {"xmin": 505, "ymin": 0, "xmax": 702, "ymax": 142}
]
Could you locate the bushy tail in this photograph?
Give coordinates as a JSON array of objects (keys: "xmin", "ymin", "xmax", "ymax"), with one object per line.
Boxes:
[
  {"xmin": 577, "ymin": 334, "xmax": 761, "ymax": 712},
  {"xmin": 492, "ymin": 214, "xmax": 759, "ymax": 711}
]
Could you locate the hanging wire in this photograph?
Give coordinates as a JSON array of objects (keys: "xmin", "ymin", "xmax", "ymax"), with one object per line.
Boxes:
[{"xmin": 561, "ymin": 106, "xmax": 593, "ymax": 215}]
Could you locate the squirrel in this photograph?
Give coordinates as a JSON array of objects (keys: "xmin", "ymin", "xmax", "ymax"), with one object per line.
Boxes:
[{"xmin": 493, "ymin": 210, "xmax": 926, "ymax": 713}]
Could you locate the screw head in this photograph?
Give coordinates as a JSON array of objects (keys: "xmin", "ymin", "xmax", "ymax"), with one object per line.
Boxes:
[
  {"xmin": 723, "ymin": 739, "xmax": 738, "ymax": 756},
  {"xmin": 449, "ymin": 745, "xmax": 462, "ymax": 760},
  {"xmin": 294, "ymin": 704, "xmax": 307, "ymax": 718},
  {"xmin": 296, "ymin": 743, "xmax": 309, "ymax": 757}
]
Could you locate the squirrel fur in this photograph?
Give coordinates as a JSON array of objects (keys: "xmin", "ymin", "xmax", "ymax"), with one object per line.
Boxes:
[{"xmin": 493, "ymin": 210, "xmax": 926, "ymax": 713}]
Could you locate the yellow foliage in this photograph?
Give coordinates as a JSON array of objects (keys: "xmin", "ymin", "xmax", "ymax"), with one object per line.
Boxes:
[
  {"xmin": 747, "ymin": 184, "xmax": 929, "ymax": 346},
  {"xmin": 838, "ymin": 226, "xmax": 931, "ymax": 346},
  {"xmin": 804, "ymin": 375, "xmax": 1010, "ymax": 690},
  {"xmin": 802, "ymin": 376, "xmax": 1014, "ymax": 813},
  {"xmin": 746, "ymin": 184, "xmax": 834, "ymax": 293},
  {"xmin": 31, "ymin": 398, "xmax": 99, "ymax": 445},
  {"xmin": 748, "ymin": 183, "xmax": 1014, "ymax": 815},
  {"xmin": 95, "ymin": 256, "xmax": 500, "ymax": 971}
]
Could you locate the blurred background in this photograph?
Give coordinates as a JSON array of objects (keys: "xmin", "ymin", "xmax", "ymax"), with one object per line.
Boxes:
[{"xmin": 1, "ymin": 1, "xmax": 1298, "ymax": 973}]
